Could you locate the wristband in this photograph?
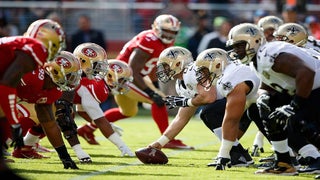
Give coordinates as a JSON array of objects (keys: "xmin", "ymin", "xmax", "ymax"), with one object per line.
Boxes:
[
  {"xmin": 157, "ymin": 135, "xmax": 170, "ymax": 146},
  {"xmin": 187, "ymin": 98, "xmax": 195, "ymax": 107}
]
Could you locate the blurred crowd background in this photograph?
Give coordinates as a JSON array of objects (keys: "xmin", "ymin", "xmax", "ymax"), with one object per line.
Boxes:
[{"xmin": 1, "ymin": 0, "xmax": 320, "ymax": 57}]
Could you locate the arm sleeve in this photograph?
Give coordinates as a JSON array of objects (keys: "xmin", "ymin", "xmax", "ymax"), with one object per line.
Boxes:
[{"xmin": 76, "ymin": 85, "xmax": 104, "ymax": 120}]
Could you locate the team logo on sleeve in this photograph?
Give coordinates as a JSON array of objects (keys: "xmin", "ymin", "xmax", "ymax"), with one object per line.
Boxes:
[
  {"xmin": 82, "ymin": 48, "xmax": 97, "ymax": 58},
  {"xmin": 55, "ymin": 57, "xmax": 71, "ymax": 68},
  {"xmin": 222, "ymin": 82, "xmax": 232, "ymax": 91}
]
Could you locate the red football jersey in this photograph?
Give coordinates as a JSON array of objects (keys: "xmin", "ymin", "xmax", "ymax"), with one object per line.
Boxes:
[
  {"xmin": 0, "ymin": 36, "xmax": 48, "ymax": 75},
  {"xmin": 17, "ymin": 68, "xmax": 62, "ymax": 104},
  {"xmin": 117, "ymin": 30, "xmax": 173, "ymax": 76},
  {"xmin": 73, "ymin": 77, "xmax": 109, "ymax": 104}
]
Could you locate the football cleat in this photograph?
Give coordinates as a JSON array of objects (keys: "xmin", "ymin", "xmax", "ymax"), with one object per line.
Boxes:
[
  {"xmin": 163, "ymin": 139, "xmax": 194, "ymax": 149},
  {"xmin": 215, "ymin": 157, "xmax": 231, "ymax": 170},
  {"xmin": 298, "ymin": 157, "xmax": 320, "ymax": 174},
  {"xmin": 77, "ymin": 124, "xmax": 99, "ymax": 145},
  {"xmin": 79, "ymin": 157, "xmax": 92, "ymax": 164},
  {"xmin": 12, "ymin": 146, "xmax": 49, "ymax": 159},
  {"xmin": 255, "ymin": 161, "xmax": 298, "ymax": 176},
  {"xmin": 251, "ymin": 144, "xmax": 264, "ymax": 157},
  {"xmin": 60, "ymin": 158, "xmax": 79, "ymax": 169}
]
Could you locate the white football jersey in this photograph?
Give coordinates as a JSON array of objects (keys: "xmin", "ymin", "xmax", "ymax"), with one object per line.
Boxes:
[
  {"xmin": 175, "ymin": 62, "xmax": 198, "ymax": 98},
  {"xmin": 305, "ymin": 36, "xmax": 320, "ymax": 52},
  {"xmin": 256, "ymin": 41, "xmax": 320, "ymax": 95},
  {"xmin": 216, "ymin": 61, "xmax": 260, "ymax": 108}
]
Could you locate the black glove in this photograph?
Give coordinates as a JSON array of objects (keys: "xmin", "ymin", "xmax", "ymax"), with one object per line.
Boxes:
[
  {"xmin": 144, "ymin": 88, "xmax": 165, "ymax": 107},
  {"xmin": 165, "ymin": 96, "xmax": 189, "ymax": 109},
  {"xmin": 256, "ymin": 94, "xmax": 271, "ymax": 119},
  {"xmin": 10, "ymin": 124, "xmax": 24, "ymax": 149},
  {"xmin": 264, "ymin": 103, "xmax": 295, "ymax": 135},
  {"xmin": 61, "ymin": 158, "xmax": 79, "ymax": 169}
]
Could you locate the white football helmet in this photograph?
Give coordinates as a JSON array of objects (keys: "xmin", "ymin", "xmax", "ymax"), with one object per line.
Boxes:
[
  {"xmin": 195, "ymin": 48, "xmax": 229, "ymax": 89},
  {"xmin": 44, "ymin": 51, "xmax": 82, "ymax": 91},
  {"xmin": 257, "ymin": 15, "xmax": 284, "ymax": 32},
  {"xmin": 152, "ymin": 14, "xmax": 181, "ymax": 44},
  {"xmin": 157, "ymin": 46, "xmax": 193, "ymax": 83},
  {"xmin": 73, "ymin": 42, "xmax": 108, "ymax": 80},
  {"xmin": 273, "ymin": 23, "xmax": 308, "ymax": 47},
  {"xmin": 105, "ymin": 59, "xmax": 133, "ymax": 95},
  {"xmin": 226, "ymin": 23, "xmax": 265, "ymax": 64},
  {"xmin": 24, "ymin": 19, "xmax": 66, "ymax": 61}
]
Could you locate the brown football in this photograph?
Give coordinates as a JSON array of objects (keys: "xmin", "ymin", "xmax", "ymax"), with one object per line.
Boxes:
[{"xmin": 135, "ymin": 147, "xmax": 168, "ymax": 164}]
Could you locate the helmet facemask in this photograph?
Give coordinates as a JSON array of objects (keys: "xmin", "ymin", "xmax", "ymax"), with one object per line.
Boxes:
[
  {"xmin": 152, "ymin": 14, "xmax": 181, "ymax": 44},
  {"xmin": 105, "ymin": 60, "xmax": 133, "ymax": 95},
  {"xmin": 45, "ymin": 51, "xmax": 82, "ymax": 91}
]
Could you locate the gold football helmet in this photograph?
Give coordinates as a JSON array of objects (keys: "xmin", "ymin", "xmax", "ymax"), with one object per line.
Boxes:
[
  {"xmin": 273, "ymin": 23, "xmax": 308, "ymax": 47},
  {"xmin": 24, "ymin": 19, "xmax": 66, "ymax": 61},
  {"xmin": 195, "ymin": 48, "xmax": 229, "ymax": 89},
  {"xmin": 73, "ymin": 42, "xmax": 108, "ymax": 79},
  {"xmin": 157, "ymin": 46, "xmax": 193, "ymax": 83},
  {"xmin": 105, "ymin": 59, "xmax": 133, "ymax": 95},
  {"xmin": 257, "ymin": 15, "xmax": 284, "ymax": 31},
  {"xmin": 44, "ymin": 51, "xmax": 82, "ymax": 91},
  {"xmin": 227, "ymin": 23, "xmax": 265, "ymax": 64},
  {"xmin": 152, "ymin": 14, "xmax": 181, "ymax": 44}
]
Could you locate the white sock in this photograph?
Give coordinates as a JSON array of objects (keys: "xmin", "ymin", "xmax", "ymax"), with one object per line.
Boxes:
[
  {"xmin": 108, "ymin": 132, "xmax": 126, "ymax": 148},
  {"xmin": 253, "ymin": 131, "xmax": 264, "ymax": 148},
  {"xmin": 218, "ymin": 139, "xmax": 234, "ymax": 158},
  {"xmin": 23, "ymin": 131, "xmax": 40, "ymax": 146},
  {"xmin": 271, "ymin": 139, "xmax": 289, "ymax": 153},
  {"xmin": 213, "ymin": 127, "xmax": 222, "ymax": 141},
  {"xmin": 72, "ymin": 144, "xmax": 90, "ymax": 159},
  {"xmin": 299, "ymin": 144, "xmax": 320, "ymax": 159}
]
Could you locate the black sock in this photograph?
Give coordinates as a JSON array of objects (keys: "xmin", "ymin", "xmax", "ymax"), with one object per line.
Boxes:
[
  {"xmin": 55, "ymin": 145, "xmax": 71, "ymax": 160},
  {"xmin": 274, "ymin": 151, "xmax": 291, "ymax": 164}
]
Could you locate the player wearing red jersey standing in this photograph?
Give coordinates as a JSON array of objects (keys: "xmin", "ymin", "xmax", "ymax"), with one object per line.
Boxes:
[{"xmin": 77, "ymin": 14, "xmax": 192, "ymax": 149}]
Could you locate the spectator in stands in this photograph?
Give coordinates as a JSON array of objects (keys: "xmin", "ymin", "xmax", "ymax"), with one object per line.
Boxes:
[
  {"xmin": 282, "ymin": 5, "xmax": 299, "ymax": 23},
  {"xmin": 70, "ymin": 14, "xmax": 106, "ymax": 51},
  {"xmin": 304, "ymin": 15, "xmax": 320, "ymax": 40},
  {"xmin": 70, "ymin": 14, "xmax": 113, "ymax": 111},
  {"xmin": 186, "ymin": 10, "xmax": 211, "ymax": 60}
]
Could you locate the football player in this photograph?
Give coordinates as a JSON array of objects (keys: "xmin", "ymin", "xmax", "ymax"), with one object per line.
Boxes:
[
  {"xmin": 77, "ymin": 14, "xmax": 192, "ymax": 149},
  {"xmin": 228, "ymin": 23, "xmax": 320, "ymax": 175},
  {"xmin": 149, "ymin": 46, "xmax": 254, "ymax": 167},
  {"xmin": 0, "ymin": 19, "xmax": 78, "ymax": 177},
  {"xmin": 273, "ymin": 22, "xmax": 320, "ymax": 52},
  {"xmin": 14, "ymin": 51, "xmax": 81, "ymax": 168},
  {"xmin": 251, "ymin": 15, "xmax": 284, "ymax": 157},
  {"xmin": 73, "ymin": 43, "xmax": 133, "ymax": 156}
]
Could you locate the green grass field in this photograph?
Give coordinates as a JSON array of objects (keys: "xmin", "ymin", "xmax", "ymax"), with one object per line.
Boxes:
[{"xmin": 8, "ymin": 108, "xmax": 315, "ymax": 180}]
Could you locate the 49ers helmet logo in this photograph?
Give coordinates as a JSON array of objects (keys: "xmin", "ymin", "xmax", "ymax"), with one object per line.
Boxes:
[
  {"xmin": 82, "ymin": 48, "xmax": 97, "ymax": 58},
  {"xmin": 55, "ymin": 57, "xmax": 72, "ymax": 68},
  {"xmin": 110, "ymin": 63, "xmax": 123, "ymax": 73}
]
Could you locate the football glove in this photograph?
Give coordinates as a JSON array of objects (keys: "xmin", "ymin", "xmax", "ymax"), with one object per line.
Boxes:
[
  {"xmin": 10, "ymin": 124, "xmax": 24, "ymax": 149},
  {"xmin": 165, "ymin": 96, "xmax": 189, "ymax": 109},
  {"xmin": 256, "ymin": 94, "xmax": 271, "ymax": 119},
  {"xmin": 144, "ymin": 88, "xmax": 165, "ymax": 107},
  {"xmin": 264, "ymin": 104, "xmax": 294, "ymax": 135},
  {"xmin": 60, "ymin": 158, "xmax": 79, "ymax": 169},
  {"xmin": 119, "ymin": 145, "xmax": 134, "ymax": 157}
]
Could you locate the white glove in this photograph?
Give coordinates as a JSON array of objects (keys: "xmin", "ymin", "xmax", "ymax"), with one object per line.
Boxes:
[
  {"xmin": 119, "ymin": 145, "xmax": 134, "ymax": 157},
  {"xmin": 110, "ymin": 122, "xmax": 124, "ymax": 136}
]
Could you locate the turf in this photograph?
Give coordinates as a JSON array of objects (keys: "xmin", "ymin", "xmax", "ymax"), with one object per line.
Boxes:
[{"xmin": 8, "ymin": 108, "xmax": 315, "ymax": 180}]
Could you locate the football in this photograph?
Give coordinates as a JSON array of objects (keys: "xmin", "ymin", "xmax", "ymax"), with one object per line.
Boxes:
[{"xmin": 135, "ymin": 147, "xmax": 168, "ymax": 164}]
